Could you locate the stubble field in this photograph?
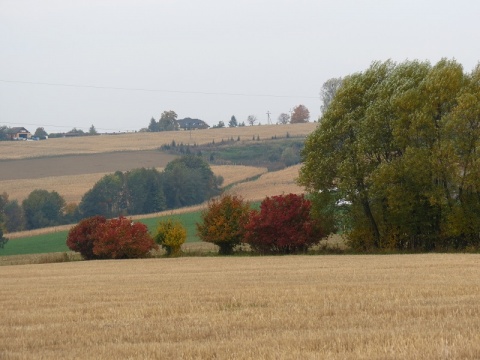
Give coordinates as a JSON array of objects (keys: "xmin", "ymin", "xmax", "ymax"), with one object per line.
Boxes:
[
  {"xmin": 1, "ymin": 254, "xmax": 480, "ymax": 359},
  {"xmin": 0, "ymin": 123, "xmax": 313, "ymax": 205}
]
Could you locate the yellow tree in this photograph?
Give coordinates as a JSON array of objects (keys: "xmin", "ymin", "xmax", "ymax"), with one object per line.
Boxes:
[{"xmin": 155, "ymin": 219, "xmax": 187, "ymax": 256}]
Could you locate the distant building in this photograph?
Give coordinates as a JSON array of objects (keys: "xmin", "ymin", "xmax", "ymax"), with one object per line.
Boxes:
[
  {"xmin": 6, "ymin": 127, "xmax": 31, "ymax": 140},
  {"xmin": 176, "ymin": 118, "xmax": 210, "ymax": 130}
]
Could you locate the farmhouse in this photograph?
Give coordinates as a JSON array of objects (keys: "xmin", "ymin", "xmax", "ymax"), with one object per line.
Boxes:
[
  {"xmin": 6, "ymin": 127, "xmax": 31, "ymax": 140},
  {"xmin": 177, "ymin": 118, "xmax": 210, "ymax": 130}
]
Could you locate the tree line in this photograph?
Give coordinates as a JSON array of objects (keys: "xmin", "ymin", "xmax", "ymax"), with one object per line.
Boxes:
[
  {"xmin": 0, "ymin": 155, "xmax": 222, "ymax": 234},
  {"xmin": 300, "ymin": 59, "xmax": 480, "ymax": 252},
  {"xmin": 145, "ymin": 105, "xmax": 311, "ymax": 132}
]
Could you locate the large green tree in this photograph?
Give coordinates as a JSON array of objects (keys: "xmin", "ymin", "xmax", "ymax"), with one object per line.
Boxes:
[
  {"xmin": 299, "ymin": 59, "xmax": 480, "ymax": 251},
  {"xmin": 79, "ymin": 168, "xmax": 166, "ymax": 218},
  {"xmin": 158, "ymin": 110, "xmax": 179, "ymax": 131},
  {"xmin": 22, "ymin": 189, "xmax": 66, "ymax": 230},
  {"xmin": 163, "ymin": 155, "xmax": 222, "ymax": 209}
]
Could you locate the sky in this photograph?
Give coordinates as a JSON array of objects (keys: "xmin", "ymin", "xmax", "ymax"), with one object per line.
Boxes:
[{"xmin": 1, "ymin": 0, "xmax": 479, "ymax": 133}]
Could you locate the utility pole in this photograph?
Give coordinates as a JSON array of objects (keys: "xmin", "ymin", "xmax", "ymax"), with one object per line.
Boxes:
[{"xmin": 266, "ymin": 111, "xmax": 271, "ymax": 125}]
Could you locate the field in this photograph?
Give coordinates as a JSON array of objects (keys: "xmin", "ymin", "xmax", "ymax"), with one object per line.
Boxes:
[
  {"xmin": 0, "ymin": 164, "xmax": 267, "ymax": 204},
  {"xmin": 0, "ymin": 123, "xmax": 316, "ymax": 160},
  {"xmin": 1, "ymin": 254, "xmax": 480, "ymax": 359},
  {"xmin": 0, "ymin": 123, "xmax": 311, "ymax": 205}
]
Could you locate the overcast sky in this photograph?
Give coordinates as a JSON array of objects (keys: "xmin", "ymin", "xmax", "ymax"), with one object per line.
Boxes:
[{"xmin": 1, "ymin": 0, "xmax": 479, "ymax": 133}]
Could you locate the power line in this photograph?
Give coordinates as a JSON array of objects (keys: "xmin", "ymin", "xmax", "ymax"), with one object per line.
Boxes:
[{"xmin": 0, "ymin": 79, "xmax": 319, "ymax": 99}]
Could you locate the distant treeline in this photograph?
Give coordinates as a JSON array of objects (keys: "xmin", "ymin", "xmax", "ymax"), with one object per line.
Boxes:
[
  {"xmin": 161, "ymin": 136, "xmax": 305, "ymax": 171},
  {"xmin": 0, "ymin": 155, "xmax": 222, "ymax": 235}
]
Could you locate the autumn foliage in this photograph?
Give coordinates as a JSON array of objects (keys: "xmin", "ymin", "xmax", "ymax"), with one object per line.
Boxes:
[
  {"xmin": 67, "ymin": 216, "xmax": 157, "ymax": 260},
  {"xmin": 197, "ymin": 195, "xmax": 251, "ymax": 255},
  {"xmin": 154, "ymin": 219, "xmax": 187, "ymax": 256},
  {"xmin": 66, "ymin": 216, "xmax": 107, "ymax": 260},
  {"xmin": 244, "ymin": 194, "xmax": 323, "ymax": 254}
]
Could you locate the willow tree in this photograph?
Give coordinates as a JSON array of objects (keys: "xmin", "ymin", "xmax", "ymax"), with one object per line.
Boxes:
[{"xmin": 299, "ymin": 59, "xmax": 480, "ymax": 251}]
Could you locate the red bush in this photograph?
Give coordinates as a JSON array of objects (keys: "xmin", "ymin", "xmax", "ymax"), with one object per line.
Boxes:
[
  {"xmin": 66, "ymin": 216, "xmax": 107, "ymax": 260},
  {"xmin": 67, "ymin": 216, "xmax": 157, "ymax": 260},
  {"xmin": 93, "ymin": 216, "xmax": 157, "ymax": 259},
  {"xmin": 244, "ymin": 194, "xmax": 323, "ymax": 254}
]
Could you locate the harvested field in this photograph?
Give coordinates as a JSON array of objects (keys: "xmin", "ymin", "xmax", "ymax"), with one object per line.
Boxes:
[
  {"xmin": 227, "ymin": 164, "xmax": 304, "ymax": 201},
  {"xmin": 0, "ymin": 150, "xmax": 177, "ymax": 181},
  {"xmin": 0, "ymin": 164, "xmax": 267, "ymax": 204},
  {"xmin": 1, "ymin": 254, "xmax": 480, "ymax": 359},
  {"xmin": 0, "ymin": 123, "xmax": 316, "ymax": 160}
]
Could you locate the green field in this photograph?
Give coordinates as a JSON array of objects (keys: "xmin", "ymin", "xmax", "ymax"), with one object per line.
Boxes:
[{"xmin": 1, "ymin": 211, "xmax": 203, "ymax": 256}]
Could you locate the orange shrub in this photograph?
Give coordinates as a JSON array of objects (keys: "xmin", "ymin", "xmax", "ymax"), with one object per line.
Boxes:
[{"xmin": 196, "ymin": 195, "xmax": 251, "ymax": 255}]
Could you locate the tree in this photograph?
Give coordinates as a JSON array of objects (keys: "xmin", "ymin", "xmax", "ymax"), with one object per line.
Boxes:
[
  {"xmin": 0, "ymin": 192, "xmax": 7, "ymax": 230},
  {"xmin": 320, "ymin": 77, "xmax": 343, "ymax": 113},
  {"xmin": 22, "ymin": 189, "xmax": 66, "ymax": 230},
  {"xmin": 197, "ymin": 194, "xmax": 251, "ymax": 255},
  {"xmin": 34, "ymin": 127, "xmax": 48, "ymax": 138},
  {"xmin": 158, "ymin": 110, "xmax": 179, "ymax": 131},
  {"xmin": 92, "ymin": 217, "xmax": 157, "ymax": 259},
  {"xmin": 299, "ymin": 59, "xmax": 480, "ymax": 252},
  {"xmin": 79, "ymin": 172, "xmax": 125, "ymax": 218},
  {"xmin": 125, "ymin": 168, "xmax": 166, "ymax": 215},
  {"xmin": 79, "ymin": 168, "xmax": 166, "ymax": 218},
  {"xmin": 88, "ymin": 125, "xmax": 98, "ymax": 135},
  {"xmin": 247, "ymin": 115, "xmax": 258, "ymax": 126},
  {"xmin": 163, "ymin": 155, "xmax": 221, "ymax": 209},
  {"xmin": 243, "ymin": 194, "xmax": 323, "ymax": 254},
  {"xmin": 0, "ymin": 126, "xmax": 10, "ymax": 141},
  {"xmin": 66, "ymin": 216, "xmax": 108, "ymax": 260},
  {"xmin": 154, "ymin": 219, "xmax": 186, "ymax": 256},
  {"xmin": 67, "ymin": 216, "xmax": 157, "ymax": 260},
  {"xmin": 290, "ymin": 105, "xmax": 310, "ymax": 123},
  {"xmin": 4, "ymin": 200, "xmax": 25, "ymax": 232},
  {"xmin": 229, "ymin": 116, "xmax": 238, "ymax": 127},
  {"xmin": 277, "ymin": 113, "xmax": 290, "ymax": 125},
  {"xmin": 213, "ymin": 120, "xmax": 225, "ymax": 128},
  {"xmin": 0, "ymin": 228, "xmax": 7, "ymax": 250},
  {"xmin": 148, "ymin": 117, "xmax": 158, "ymax": 132}
]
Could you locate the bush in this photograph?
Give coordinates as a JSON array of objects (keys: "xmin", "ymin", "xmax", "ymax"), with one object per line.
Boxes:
[
  {"xmin": 66, "ymin": 216, "xmax": 107, "ymax": 260},
  {"xmin": 197, "ymin": 195, "xmax": 251, "ymax": 255},
  {"xmin": 154, "ymin": 219, "xmax": 187, "ymax": 256},
  {"xmin": 244, "ymin": 194, "xmax": 324, "ymax": 254},
  {"xmin": 93, "ymin": 217, "xmax": 157, "ymax": 259},
  {"xmin": 67, "ymin": 216, "xmax": 157, "ymax": 260}
]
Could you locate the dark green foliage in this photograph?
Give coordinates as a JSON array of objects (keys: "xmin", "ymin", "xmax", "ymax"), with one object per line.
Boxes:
[
  {"xmin": 163, "ymin": 155, "xmax": 221, "ymax": 209},
  {"xmin": 229, "ymin": 116, "xmax": 238, "ymax": 127},
  {"xmin": 79, "ymin": 172, "xmax": 125, "ymax": 218},
  {"xmin": 34, "ymin": 127, "xmax": 48, "ymax": 138},
  {"xmin": 0, "ymin": 229, "xmax": 8, "ymax": 249},
  {"xmin": 79, "ymin": 168, "xmax": 166, "ymax": 218},
  {"xmin": 0, "ymin": 126, "xmax": 10, "ymax": 141},
  {"xmin": 78, "ymin": 157, "xmax": 218, "ymax": 218},
  {"xmin": 4, "ymin": 200, "xmax": 25, "ymax": 232},
  {"xmin": 126, "ymin": 168, "xmax": 166, "ymax": 215},
  {"xmin": 22, "ymin": 189, "xmax": 66, "ymax": 230}
]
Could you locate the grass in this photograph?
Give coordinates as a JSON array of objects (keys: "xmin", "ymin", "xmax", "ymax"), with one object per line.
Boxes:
[{"xmin": 1, "ymin": 254, "xmax": 480, "ymax": 359}]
